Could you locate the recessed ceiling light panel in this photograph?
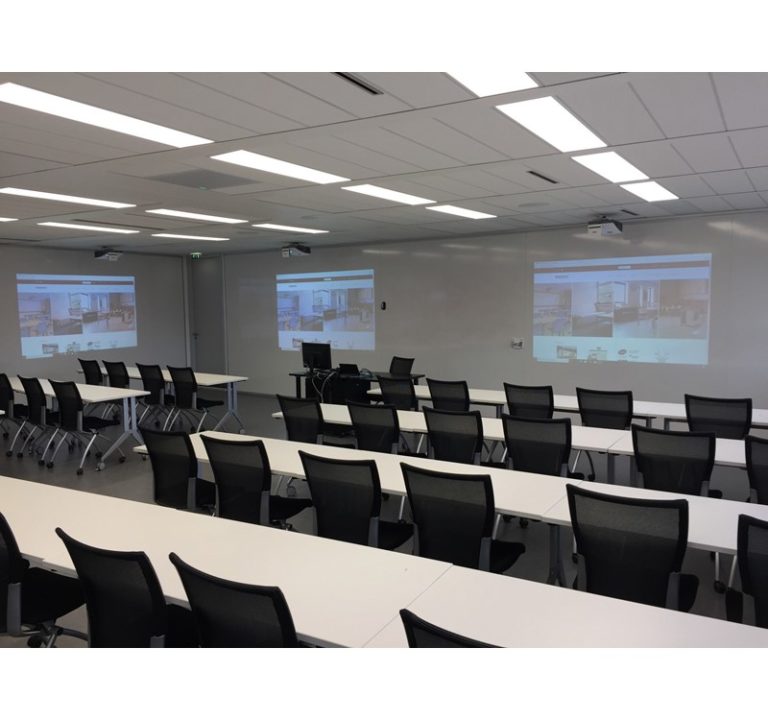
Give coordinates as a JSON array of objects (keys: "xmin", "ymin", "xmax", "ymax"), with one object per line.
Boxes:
[
  {"xmin": 253, "ymin": 223, "xmax": 328, "ymax": 234},
  {"xmin": 145, "ymin": 209, "xmax": 247, "ymax": 224},
  {"xmin": 572, "ymin": 152, "xmax": 648, "ymax": 183},
  {"xmin": 0, "ymin": 187, "xmax": 134, "ymax": 208},
  {"xmin": 211, "ymin": 150, "xmax": 349, "ymax": 185},
  {"xmin": 448, "ymin": 72, "xmax": 537, "ymax": 97},
  {"xmin": 341, "ymin": 184, "xmax": 434, "ymax": 206},
  {"xmin": 0, "ymin": 216, "xmax": 18, "ymax": 222},
  {"xmin": 38, "ymin": 222, "xmax": 140, "ymax": 234},
  {"xmin": 152, "ymin": 233, "xmax": 228, "ymax": 242},
  {"xmin": 426, "ymin": 205, "xmax": 496, "ymax": 219},
  {"xmin": 620, "ymin": 181, "xmax": 678, "ymax": 202}
]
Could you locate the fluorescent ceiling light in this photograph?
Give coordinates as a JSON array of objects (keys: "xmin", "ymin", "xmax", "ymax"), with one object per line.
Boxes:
[
  {"xmin": 0, "ymin": 216, "xmax": 18, "ymax": 222},
  {"xmin": 448, "ymin": 72, "xmax": 537, "ymax": 97},
  {"xmin": 341, "ymin": 184, "xmax": 434, "ymax": 205},
  {"xmin": 38, "ymin": 222, "xmax": 139, "ymax": 234},
  {"xmin": 0, "ymin": 187, "xmax": 134, "ymax": 208},
  {"xmin": 496, "ymin": 97, "xmax": 606, "ymax": 152},
  {"xmin": 211, "ymin": 150, "xmax": 349, "ymax": 185},
  {"xmin": 572, "ymin": 152, "xmax": 648, "ymax": 183},
  {"xmin": 620, "ymin": 181, "xmax": 678, "ymax": 202},
  {"xmin": 152, "ymin": 233, "xmax": 228, "ymax": 242},
  {"xmin": 253, "ymin": 223, "xmax": 328, "ymax": 234},
  {"xmin": 0, "ymin": 82, "xmax": 212, "ymax": 148},
  {"xmin": 426, "ymin": 204, "xmax": 496, "ymax": 220},
  {"xmin": 146, "ymin": 209, "xmax": 247, "ymax": 224}
]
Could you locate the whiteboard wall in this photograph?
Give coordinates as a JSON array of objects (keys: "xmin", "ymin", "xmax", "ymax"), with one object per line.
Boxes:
[{"xmin": 223, "ymin": 210, "xmax": 768, "ymax": 404}]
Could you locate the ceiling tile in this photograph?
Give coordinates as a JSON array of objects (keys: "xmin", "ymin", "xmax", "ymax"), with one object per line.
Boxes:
[
  {"xmin": 700, "ymin": 170, "xmax": 755, "ymax": 194},
  {"xmin": 724, "ymin": 192, "xmax": 766, "ymax": 210},
  {"xmin": 672, "ymin": 135, "xmax": 741, "ymax": 173},
  {"xmin": 729, "ymin": 127, "xmax": 768, "ymax": 167},
  {"xmin": 712, "ymin": 73, "xmax": 768, "ymax": 130}
]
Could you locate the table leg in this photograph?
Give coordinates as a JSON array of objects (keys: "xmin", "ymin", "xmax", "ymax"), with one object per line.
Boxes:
[
  {"xmin": 100, "ymin": 397, "xmax": 142, "ymax": 465},
  {"xmin": 295, "ymin": 375, "xmax": 302, "ymax": 398},
  {"xmin": 629, "ymin": 456, "xmax": 638, "ymax": 487},
  {"xmin": 547, "ymin": 524, "xmax": 566, "ymax": 586},
  {"xmin": 213, "ymin": 382, "xmax": 245, "ymax": 432},
  {"xmin": 607, "ymin": 453, "xmax": 616, "ymax": 484}
]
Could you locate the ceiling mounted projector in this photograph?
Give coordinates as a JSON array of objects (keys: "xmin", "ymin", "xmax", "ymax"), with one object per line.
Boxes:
[
  {"xmin": 281, "ymin": 243, "xmax": 311, "ymax": 258},
  {"xmin": 94, "ymin": 249, "xmax": 122, "ymax": 261},
  {"xmin": 587, "ymin": 219, "xmax": 623, "ymax": 237}
]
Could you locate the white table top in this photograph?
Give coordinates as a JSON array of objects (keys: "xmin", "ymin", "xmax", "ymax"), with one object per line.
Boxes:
[
  {"xmin": 0, "ymin": 474, "xmax": 450, "ymax": 647},
  {"xmin": 609, "ymin": 433, "xmax": 746, "ymax": 468},
  {"xmin": 90, "ymin": 365, "xmax": 248, "ymax": 386},
  {"xmin": 10, "ymin": 375, "xmax": 148, "ymax": 402},
  {"xmin": 365, "ymin": 565, "xmax": 768, "ymax": 647}
]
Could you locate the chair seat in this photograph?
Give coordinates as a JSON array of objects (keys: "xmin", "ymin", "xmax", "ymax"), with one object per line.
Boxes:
[
  {"xmin": 269, "ymin": 495, "xmax": 313, "ymax": 522},
  {"xmin": 378, "ymin": 520, "xmax": 414, "ymax": 550},
  {"xmin": 82, "ymin": 416, "xmax": 119, "ymax": 431},
  {"xmin": 20, "ymin": 567, "xmax": 84, "ymax": 625},
  {"xmin": 165, "ymin": 604, "xmax": 199, "ymax": 647},
  {"xmin": 489, "ymin": 539, "xmax": 526, "ymax": 574}
]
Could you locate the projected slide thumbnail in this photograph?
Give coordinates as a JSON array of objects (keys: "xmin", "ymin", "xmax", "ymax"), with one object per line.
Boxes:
[
  {"xmin": 533, "ymin": 254, "xmax": 712, "ymax": 365},
  {"xmin": 277, "ymin": 269, "xmax": 375, "ymax": 351},
  {"xmin": 17, "ymin": 274, "xmax": 137, "ymax": 359}
]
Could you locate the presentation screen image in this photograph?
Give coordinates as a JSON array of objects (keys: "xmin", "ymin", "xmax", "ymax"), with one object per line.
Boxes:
[
  {"xmin": 17, "ymin": 274, "xmax": 137, "ymax": 359},
  {"xmin": 276, "ymin": 269, "xmax": 375, "ymax": 351},
  {"xmin": 533, "ymin": 253, "xmax": 712, "ymax": 365}
]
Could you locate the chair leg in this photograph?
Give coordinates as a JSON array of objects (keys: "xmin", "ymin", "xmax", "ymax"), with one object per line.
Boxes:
[
  {"xmin": 7, "ymin": 420, "xmax": 27, "ymax": 456},
  {"xmin": 195, "ymin": 410, "xmax": 208, "ymax": 433},
  {"xmin": 78, "ymin": 433, "xmax": 99, "ymax": 474},
  {"xmin": 727, "ymin": 555, "xmax": 738, "ymax": 589},
  {"xmin": 492, "ymin": 513, "xmax": 502, "ymax": 540},
  {"xmin": 39, "ymin": 428, "xmax": 59, "ymax": 466},
  {"xmin": 714, "ymin": 551, "xmax": 726, "ymax": 593},
  {"xmin": 47, "ymin": 431, "xmax": 69, "ymax": 468}
]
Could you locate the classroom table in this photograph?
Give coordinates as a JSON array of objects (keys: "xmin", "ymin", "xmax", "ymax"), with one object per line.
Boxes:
[
  {"xmin": 290, "ymin": 370, "xmax": 425, "ymax": 399},
  {"xmin": 364, "ymin": 565, "xmax": 768, "ymax": 647},
  {"xmin": 0, "ymin": 473, "xmax": 452, "ymax": 647},
  {"xmin": 9, "ymin": 376, "xmax": 148, "ymax": 468},
  {"xmin": 86, "ymin": 364, "xmax": 248, "ymax": 432}
]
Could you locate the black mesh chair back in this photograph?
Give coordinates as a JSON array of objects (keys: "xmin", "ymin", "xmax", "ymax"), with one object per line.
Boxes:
[
  {"xmin": 50, "ymin": 380, "xmax": 83, "ymax": 431},
  {"xmin": 567, "ymin": 484, "xmax": 689, "ymax": 607},
  {"xmin": 348, "ymin": 401, "xmax": 400, "ymax": 453},
  {"xmin": 736, "ymin": 514, "xmax": 768, "ymax": 628},
  {"xmin": 103, "ymin": 360, "xmax": 130, "ymax": 388},
  {"xmin": 277, "ymin": 395, "xmax": 322, "ymax": 444},
  {"xmin": 632, "ymin": 426, "xmax": 715, "ymax": 496},
  {"xmin": 168, "ymin": 366, "xmax": 198, "ymax": 409},
  {"xmin": 402, "ymin": 463, "xmax": 494, "ymax": 569},
  {"xmin": 136, "ymin": 363, "xmax": 166, "ymax": 404},
  {"xmin": 0, "ymin": 512, "xmax": 25, "ymax": 633},
  {"xmin": 55, "ymin": 528, "xmax": 167, "ymax": 647},
  {"xmin": 299, "ymin": 451, "xmax": 380, "ymax": 546},
  {"xmin": 399, "ymin": 609, "xmax": 497, "ymax": 648},
  {"xmin": 389, "ymin": 356, "xmax": 414, "ymax": 376},
  {"xmin": 427, "ymin": 378, "xmax": 470, "ymax": 412},
  {"xmin": 377, "ymin": 376, "xmax": 417, "ymax": 411},
  {"xmin": 141, "ymin": 428, "xmax": 197, "ymax": 509},
  {"xmin": 503, "ymin": 383, "xmax": 554, "ymax": 419},
  {"xmin": 502, "ymin": 415, "xmax": 571, "ymax": 476},
  {"xmin": 0, "ymin": 373, "xmax": 14, "ymax": 417},
  {"xmin": 169, "ymin": 553, "xmax": 299, "ymax": 647},
  {"xmin": 78, "ymin": 358, "xmax": 103, "ymax": 386},
  {"xmin": 201, "ymin": 435, "xmax": 270, "ymax": 524},
  {"xmin": 685, "ymin": 394, "xmax": 752, "ymax": 439},
  {"xmin": 18, "ymin": 376, "xmax": 47, "ymax": 425},
  {"xmin": 424, "ymin": 407, "xmax": 483, "ymax": 464},
  {"xmin": 576, "ymin": 387, "xmax": 634, "ymax": 429},
  {"xmin": 746, "ymin": 436, "xmax": 768, "ymax": 505}
]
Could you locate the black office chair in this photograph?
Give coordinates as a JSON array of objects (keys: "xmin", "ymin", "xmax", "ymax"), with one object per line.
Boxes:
[
  {"xmin": 277, "ymin": 394, "xmax": 324, "ymax": 444},
  {"xmin": 0, "ymin": 512, "xmax": 85, "ymax": 647},
  {"xmin": 684, "ymin": 394, "xmax": 752, "ymax": 439},
  {"xmin": 348, "ymin": 401, "xmax": 400, "ymax": 454},
  {"xmin": 566, "ymin": 483, "xmax": 698, "ymax": 611},
  {"xmin": 502, "ymin": 415, "xmax": 573, "ymax": 476},
  {"xmin": 746, "ymin": 435, "xmax": 768, "ymax": 505},
  {"xmin": 503, "ymin": 383, "xmax": 554, "ymax": 419},
  {"xmin": 725, "ymin": 514, "xmax": 768, "ymax": 628},
  {"xmin": 0, "ymin": 372, "xmax": 27, "ymax": 440},
  {"xmin": 389, "ymin": 356, "xmax": 414, "ymax": 377},
  {"xmin": 45, "ymin": 380, "xmax": 124, "ymax": 474},
  {"xmin": 399, "ymin": 609, "xmax": 497, "ymax": 648},
  {"xmin": 576, "ymin": 387, "xmax": 634, "ymax": 480},
  {"xmin": 169, "ymin": 552, "xmax": 300, "ymax": 647},
  {"xmin": 401, "ymin": 463, "xmax": 525, "ymax": 573},
  {"xmin": 299, "ymin": 451, "xmax": 413, "ymax": 550},
  {"xmin": 632, "ymin": 425, "xmax": 716, "ymax": 496},
  {"xmin": 166, "ymin": 366, "xmax": 223, "ymax": 432},
  {"xmin": 427, "ymin": 378, "xmax": 470, "ymax": 412},
  {"xmin": 200, "ymin": 434, "xmax": 312, "ymax": 527},
  {"xmin": 55, "ymin": 528, "xmax": 196, "ymax": 647},
  {"xmin": 141, "ymin": 427, "xmax": 215, "ymax": 511},
  {"xmin": 78, "ymin": 358, "xmax": 103, "ymax": 386},
  {"xmin": 103, "ymin": 360, "xmax": 130, "ymax": 389},
  {"xmin": 423, "ymin": 407, "xmax": 484, "ymax": 464},
  {"xmin": 136, "ymin": 363, "xmax": 174, "ymax": 426},
  {"xmin": 8, "ymin": 376, "xmax": 58, "ymax": 460},
  {"xmin": 377, "ymin": 376, "xmax": 418, "ymax": 412}
]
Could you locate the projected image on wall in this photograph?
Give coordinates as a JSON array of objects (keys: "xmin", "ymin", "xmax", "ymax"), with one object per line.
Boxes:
[
  {"xmin": 276, "ymin": 269, "xmax": 375, "ymax": 351},
  {"xmin": 17, "ymin": 274, "xmax": 137, "ymax": 359},
  {"xmin": 533, "ymin": 254, "xmax": 712, "ymax": 365}
]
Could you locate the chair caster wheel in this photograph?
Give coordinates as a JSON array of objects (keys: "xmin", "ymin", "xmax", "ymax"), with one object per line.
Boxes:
[
  {"xmin": 77, "ymin": 468, "xmax": 84, "ymax": 475},
  {"xmin": 587, "ymin": 474, "xmax": 596, "ymax": 481},
  {"xmin": 27, "ymin": 635, "xmax": 43, "ymax": 648},
  {"xmin": 503, "ymin": 514, "xmax": 512, "ymax": 523},
  {"xmin": 141, "ymin": 456, "xmax": 147, "ymax": 461},
  {"xmin": 519, "ymin": 518, "xmax": 529, "ymax": 528},
  {"xmin": 5, "ymin": 451, "xmax": 12, "ymax": 457},
  {"xmin": 572, "ymin": 553, "xmax": 579, "ymax": 564},
  {"xmin": 714, "ymin": 580, "xmax": 726, "ymax": 594},
  {"xmin": 2, "ymin": 432, "xmax": 7, "ymax": 439},
  {"xmin": 38, "ymin": 459, "xmax": 45, "ymax": 466},
  {"xmin": 97, "ymin": 462, "xmax": 105, "ymax": 471},
  {"xmin": 47, "ymin": 462, "xmax": 54, "ymax": 469},
  {"xmin": 119, "ymin": 456, "xmax": 126, "ymax": 463},
  {"xmin": 16, "ymin": 453, "xmax": 23, "ymax": 459},
  {"xmin": 95, "ymin": 452, "xmax": 103, "ymax": 459}
]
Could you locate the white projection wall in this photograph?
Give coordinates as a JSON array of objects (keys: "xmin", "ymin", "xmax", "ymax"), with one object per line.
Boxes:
[
  {"xmin": 17, "ymin": 273, "xmax": 137, "ymax": 359},
  {"xmin": 276, "ymin": 269, "xmax": 375, "ymax": 351},
  {"xmin": 533, "ymin": 254, "xmax": 712, "ymax": 365}
]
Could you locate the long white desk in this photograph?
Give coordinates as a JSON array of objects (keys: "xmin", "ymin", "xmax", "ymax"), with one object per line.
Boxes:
[
  {"xmin": 0, "ymin": 474, "xmax": 451, "ymax": 647},
  {"xmin": 365, "ymin": 566, "xmax": 768, "ymax": 647},
  {"xmin": 85, "ymin": 364, "xmax": 248, "ymax": 432},
  {"xmin": 10, "ymin": 376, "xmax": 148, "ymax": 468}
]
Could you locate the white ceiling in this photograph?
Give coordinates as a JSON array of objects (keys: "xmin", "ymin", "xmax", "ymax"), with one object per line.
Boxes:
[{"xmin": 0, "ymin": 71, "xmax": 766, "ymax": 256}]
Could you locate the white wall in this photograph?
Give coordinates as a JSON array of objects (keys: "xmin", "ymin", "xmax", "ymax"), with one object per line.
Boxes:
[
  {"xmin": 221, "ymin": 210, "xmax": 768, "ymax": 404},
  {"xmin": 0, "ymin": 245, "xmax": 188, "ymax": 379}
]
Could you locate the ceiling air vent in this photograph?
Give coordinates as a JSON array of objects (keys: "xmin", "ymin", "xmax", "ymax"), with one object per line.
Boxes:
[
  {"xmin": 526, "ymin": 170, "xmax": 558, "ymax": 184},
  {"xmin": 621, "ymin": 208, "xmax": 640, "ymax": 216},
  {"xmin": 333, "ymin": 73, "xmax": 383, "ymax": 95}
]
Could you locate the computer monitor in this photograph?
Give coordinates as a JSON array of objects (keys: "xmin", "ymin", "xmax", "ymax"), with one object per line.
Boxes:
[{"xmin": 302, "ymin": 342, "xmax": 332, "ymax": 371}]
